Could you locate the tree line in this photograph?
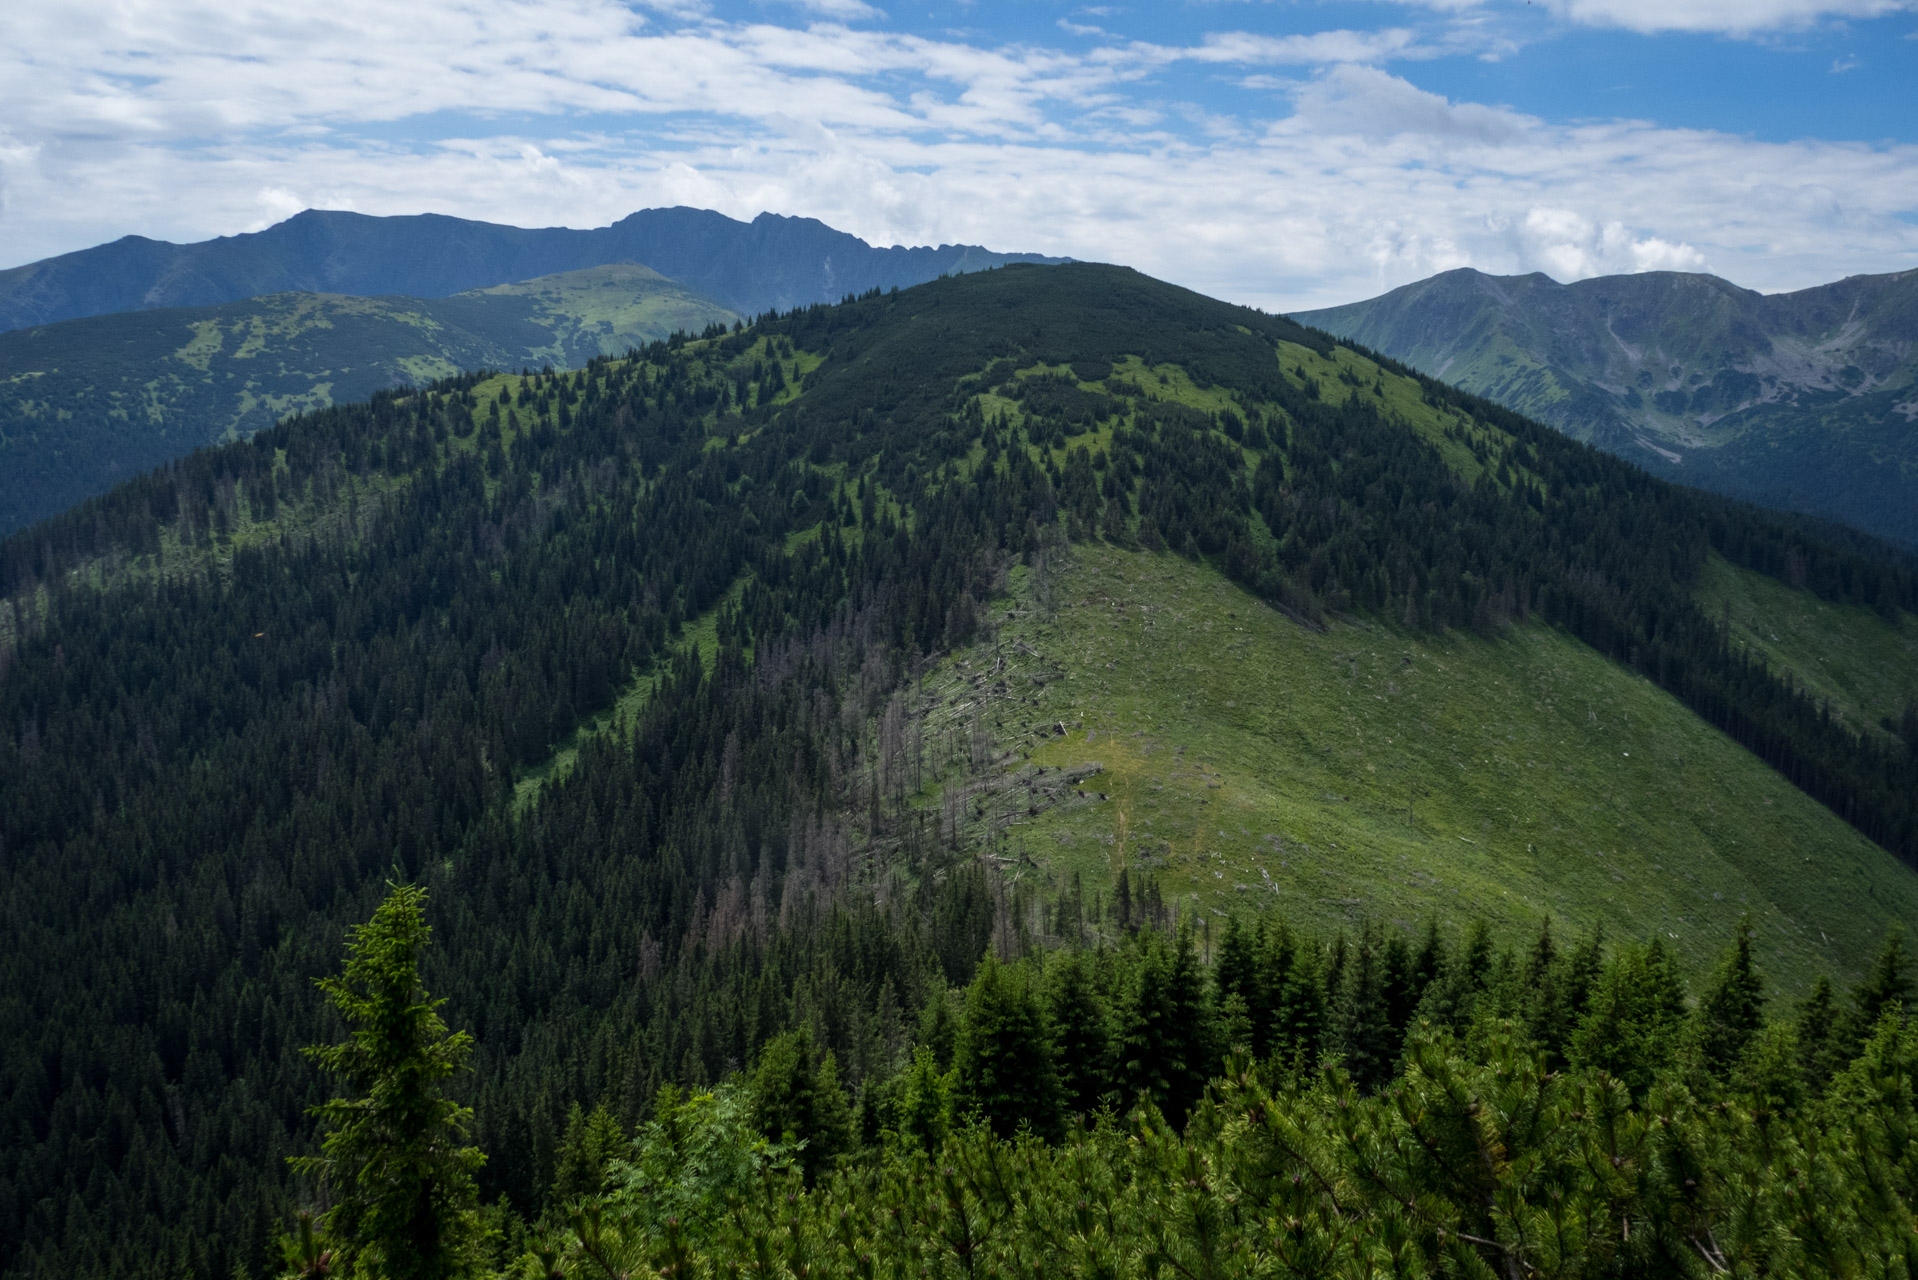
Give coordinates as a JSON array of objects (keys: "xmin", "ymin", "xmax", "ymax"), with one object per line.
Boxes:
[{"xmin": 296, "ymin": 881, "xmax": 1918, "ymax": 1279}]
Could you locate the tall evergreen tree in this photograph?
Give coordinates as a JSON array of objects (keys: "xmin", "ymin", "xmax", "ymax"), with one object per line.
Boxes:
[
  {"xmin": 1696, "ymin": 919, "xmax": 1767, "ymax": 1077},
  {"xmin": 750, "ymin": 1030, "xmax": 852, "ymax": 1184},
  {"xmin": 1797, "ymin": 976, "xmax": 1845, "ymax": 1092},
  {"xmin": 1263, "ymin": 924, "xmax": 1324, "ymax": 1071},
  {"xmin": 1562, "ymin": 925, "xmax": 1606, "ymax": 1029},
  {"xmin": 1046, "ymin": 949, "xmax": 1114, "ymax": 1117},
  {"xmin": 1213, "ymin": 915, "xmax": 1264, "ymax": 1053},
  {"xmin": 1380, "ymin": 931, "xmax": 1419, "ymax": 1053},
  {"xmin": 1568, "ymin": 940, "xmax": 1689, "ymax": 1098},
  {"xmin": 1844, "ymin": 928, "xmax": 1914, "ymax": 1053},
  {"xmin": 1117, "ymin": 930, "xmax": 1216, "ymax": 1126},
  {"xmin": 1333, "ymin": 925, "xmax": 1397, "ymax": 1092},
  {"xmin": 1420, "ymin": 920, "xmax": 1494, "ymax": 1032},
  {"xmin": 953, "ymin": 956, "xmax": 1063, "ymax": 1141},
  {"xmin": 1409, "ymin": 919, "xmax": 1448, "ymax": 1002},
  {"xmin": 1520, "ymin": 917, "xmax": 1577, "ymax": 1068},
  {"xmin": 552, "ymin": 1105, "xmax": 627, "ymax": 1207},
  {"xmin": 291, "ymin": 883, "xmax": 485, "ymax": 1280}
]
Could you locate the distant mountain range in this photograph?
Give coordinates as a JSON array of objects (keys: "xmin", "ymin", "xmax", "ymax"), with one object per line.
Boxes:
[
  {"xmin": 1296, "ymin": 268, "xmax": 1918, "ymax": 547},
  {"xmin": 0, "ymin": 207, "xmax": 1066, "ymax": 333},
  {"xmin": 0, "ymin": 263, "xmax": 736, "ymax": 533},
  {"xmin": 0, "ymin": 207, "xmax": 1068, "ymax": 535}
]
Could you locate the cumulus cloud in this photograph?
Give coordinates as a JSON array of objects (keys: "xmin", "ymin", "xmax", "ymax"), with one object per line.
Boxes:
[
  {"xmin": 1187, "ymin": 29, "xmax": 1425, "ymax": 65},
  {"xmin": 775, "ymin": 0, "xmax": 887, "ymax": 19},
  {"xmin": 1542, "ymin": 0, "xmax": 1915, "ymax": 34},
  {"xmin": 0, "ymin": 1, "xmax": 1912, "ymax": 311},
  {"xmin": 1509, "ymin": 208, "xmax": 1708, "ymax": 278},
  {"xmin": 1282, "ymin": 62, "xmax": 1527, "ymax": 143}
]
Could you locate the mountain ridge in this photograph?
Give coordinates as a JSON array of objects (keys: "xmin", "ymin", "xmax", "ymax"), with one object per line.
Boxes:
[
  {"xmin": 0, "ymin": 261, "xmax": 739, "ymax": 534},
  {"xmin": 3, "ymin": 261, "xmax": 1916, "ymax": 1277},
  {"xmin": 0, "ymin": 206, "xmax": 1067, "ymax": 333},
  {"xmin": 1295, "ymin": 265, "xmax": 1918, "ymax": 545}
]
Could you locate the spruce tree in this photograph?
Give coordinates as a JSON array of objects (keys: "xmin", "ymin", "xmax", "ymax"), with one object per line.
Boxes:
[
  {"xmin": 1380, "ymin": 931, "xmax": 1418, "ymax": 1053},
  {"xmin": 291, "ymin": 883, "xmax": 484, "ymax": 1280},
  {"xmin": 1213, "ymin": 915, "xmax": 1263, "ymax": 1043},
  {"xmin": 1162, "ymin": 924, "xmax": 1220, "ymax": 1121},
  {"xmin": 1844, "ymin": 928, "xmax": 1913, "ymax": 1053},
  {"xmin": 1117, "ymin": 930, "xmax": 1216, "ymax": 1126},
  {"xmin": 1562, "ymin": 924, "xmax": 1606, "ymax": 1028},
  {"xmin": 1264, "ymin": 924, "xmax": 1324, "ymax": 1071},
  {"xmin": 1410, "ymin": 918, "xmax": 1448, "ymax": 1000},
  {"xmin": 552, "ymin": 1104, "xmax": 627, "ymax": 1206},
  {"xmin": 1419, "ymin": 920, "xmax": 1493, "ymax": 1032},
  {"xmin": 1797, "ymin": 976, "xmax": 1844, "ymax": 1092},
  {"xmin": 1568, "ymin": 940, "xmax": 1689, "ymax": 1098},
  {"xmin": 953, "ymin": 955, "xmax": 1064, "ymax": 1140},
  {"xmin": 1696, "ymin": 920, "xmax": 1767, "ymax": 1077},
  {"xmin": 750, "ymin": 1029, "xmax": 853, "ymax": 1183},
  {"xmin": 1333, "ymin": 926, "xmax": 1396, "ymax": 1092},
  {"xmin": 895, "ymin": 1046, "xmax": 955, "ymax": 1154},
  {"xmin": 1046, "ymin": 949, "xmax": 1114, "ymax": 1117},
  {"xmin": 918, "ymin": 989, "xmax": 963, "ymax": 1072}
]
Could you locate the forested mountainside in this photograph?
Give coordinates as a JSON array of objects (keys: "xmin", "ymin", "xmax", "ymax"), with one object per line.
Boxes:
[
  {"xmin": 0, "ymin": 263, "xmax": 737, "ymax": 535},
  {"xmin": 2, "ymin": 264, "xmax": 1917, "ymax": 1277},
  {"xmin": 0, "ymin": 207, "xmax": 1065, "ymax": 334},
  {"xmin": 1296, "ymin": 267, "xmax": 1918, "ymax": 546}
]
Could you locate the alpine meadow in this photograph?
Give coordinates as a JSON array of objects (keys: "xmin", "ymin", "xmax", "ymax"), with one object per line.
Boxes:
[{"xmin": 6, "ymin": 262, "xmax": 1918, "ymax": 1280}]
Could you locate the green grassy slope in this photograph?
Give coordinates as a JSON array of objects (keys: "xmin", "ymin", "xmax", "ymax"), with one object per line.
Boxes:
[
  {"xmin": 1698, "ymin": 553, "xmax": 1918, "ymax": 743},
  {"xmin": 447, "ymin": 263, "xmax": 741, "ymax": 368},
  {"xmin": 915, "ymin": 541, "xmax": 1917, "ymax": 992},
  {"xmin": 0, "ymin": 264, "xmax": 736, "ymax": 533}
]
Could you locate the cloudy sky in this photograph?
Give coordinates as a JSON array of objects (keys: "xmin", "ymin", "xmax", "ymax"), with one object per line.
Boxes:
[{"xmin": 1, "ymin": 0, "xmax": 1914, "ymax": 310}]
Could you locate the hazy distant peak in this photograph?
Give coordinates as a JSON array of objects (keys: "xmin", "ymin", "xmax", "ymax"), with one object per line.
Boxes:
[
  {"xmin": 0, "ymin": 207, "xmax": 1065, "ymax": 334},
  {"xmin": 1295, "ymin": 263, "xmax": 1918, "ymax": 546}
]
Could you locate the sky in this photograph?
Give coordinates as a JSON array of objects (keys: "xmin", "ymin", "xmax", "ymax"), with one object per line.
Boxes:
[{"xmin": 1, "ymin": 0, "xmax": 1914, "ymax": 311}]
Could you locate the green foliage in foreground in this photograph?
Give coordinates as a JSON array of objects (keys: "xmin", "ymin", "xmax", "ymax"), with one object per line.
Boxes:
[
  {"xmin": 287, "ymin": 894, "xmax": 1918, "ymax": 1279},
  {"xmin": 533, "ymin": 1020, "xmax": 1918, "ymax": 1280}
]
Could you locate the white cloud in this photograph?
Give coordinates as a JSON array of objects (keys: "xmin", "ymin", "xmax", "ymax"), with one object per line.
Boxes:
[
  {"xmin": 1542, "ymin": 0, "xmax": 1915, "ymax": 34},
  {"xmin": 1281, "ymin": 62, "xmax": 1526, "ymax": 142},
  {"xmin": 1357, "ymin": 0, "xmax": 1488, "ymax": 10},
  {"xmin": 1188, "ymin": 29, "xmax": 1424, "ymax": 64},
  {"xmin": 1512, "ymin": 207, "xmax": 1708, "ymax": 278},
  {"xmin": 774, "ymin": 0, "xmax": 887, "ymax": 18},
  {"xmin": 0, "ymin": 2, "xmax": 1912, "ymax": 312}
]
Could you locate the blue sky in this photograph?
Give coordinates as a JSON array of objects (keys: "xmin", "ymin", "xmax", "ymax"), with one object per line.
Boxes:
[{"xmin": 1, "ymin": 0, "xmax": 1914, "ymax": 309}]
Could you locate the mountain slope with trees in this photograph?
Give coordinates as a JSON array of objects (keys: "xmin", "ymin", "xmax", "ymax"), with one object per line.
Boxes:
[
  {"xmin": 0, "ymin": 263, "xmax": 1915, "ymax": 1277},
  {"xmin": 1296, "ymin": 266, "xmax": 1918, "ymax": 546},
  {"xmin": 0, "ymin": 263, "xmax": 736, "ymax": 534},
  {"xmin": 0, "ymin": 207, "xmax": 1066, "ymax": 334}
]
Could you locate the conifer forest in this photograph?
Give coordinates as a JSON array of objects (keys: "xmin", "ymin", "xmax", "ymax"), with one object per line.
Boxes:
[{"xmin": 3, "ymin": 264, "xmax": 1918, "ymax": 1277}]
